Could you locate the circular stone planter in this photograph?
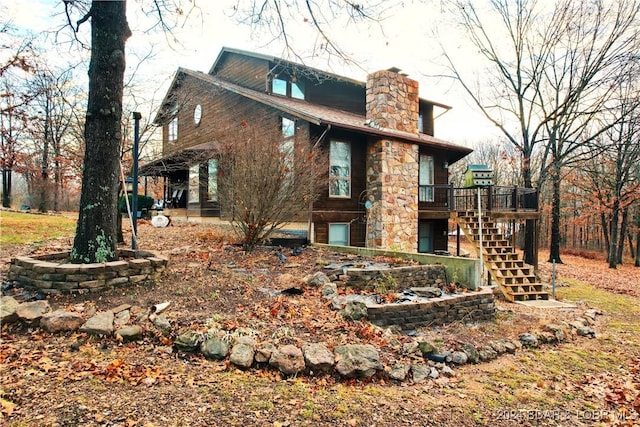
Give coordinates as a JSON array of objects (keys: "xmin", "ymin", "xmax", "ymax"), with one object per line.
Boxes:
[{"xmin": 7, "ymin": 249, "xmax": 169, "ymax": 295}]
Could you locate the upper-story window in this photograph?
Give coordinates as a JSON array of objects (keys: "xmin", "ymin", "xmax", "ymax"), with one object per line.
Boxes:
[
  {"xmin": 168, "ymin": 106, "xmax": 178, "ymax": 143},
  {"xmin": 329, "ymin": 140, "xmax": 351, "ymax": 198},
  {"xmin": 270, "ymin": 75, "xmax": 305, "ymax": 100}
]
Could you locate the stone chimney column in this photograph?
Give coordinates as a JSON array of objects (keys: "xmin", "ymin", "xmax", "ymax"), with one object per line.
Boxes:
[
  {"xmin": 366, "ymin": 69, "xmax": 419, "ymax": 134},
  {"xmin": 365, "ymin": 69, "xmax": 420, "ymax": 253}
]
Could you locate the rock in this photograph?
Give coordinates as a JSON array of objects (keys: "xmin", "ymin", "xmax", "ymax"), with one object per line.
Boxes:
[
  {"xmin": 16, "ymin": 300, "xmax": 51, "ymax": 323},
  {"xmin": 449, "ymin": 351, "xmax": 468, "ymax": 365},
  {"xmin": 255, "ymin": 343, "xmax": 277, "ymax": 363},
  {"xmin": 461, "ymin": 343, "xmax": 479, "ymax": 364},
  {"xmin": 403, "ymin": 341, "xmax": 420, "ymax": 355},
  {"xmin": 269, "ymin": 344, "xmax": 306, "ymax": 375},
  {"xmin": 569, "ymin": 319, "xmax": 586, "ymax": 329},
  {"xmin": 519, "ymin": 333, "xmax": 538, "ymax": 348},
  {"xmin": 114, "ymin": 310, "xmax": 131, "ymax": 327},
  {"xmin": 418, "ymin": 341, "xmax": 436, "ymax": 356},
  {"xmin": 320, "ymin": 283, "xmax": 338, "ymax": 300},
  {"xmin": 230, "ymin": 336, "xmax": 256, "ymax": 369},
  {"xmin": 543, "ymin": 324, "xmax": 566, "ymax": 343},
  {"xmin": 0, "ymin": 296, "xmax": 20, "ymax": 324},
  {"xmin": 334, "ymin": 344, "xmax": 382, "ymax": 378},
  {"xmin": 503, "ymin": 340, "xmax": 518, "ymax": 354},
  {"xmin": 411, "ymin": 364, "xmax": 431, "ymax": 384},
  {"xmin": 489, "ymin": 340, "xmax": 507, "ymax": 355},
  {"xmin": 428, "ymin": 367, "xmax": 440, "ymax": 379},
  {"xmin": 200, "ymin": 337, "xmax": 229, "ymax": 360},
  {"xmin": 306, "ymin": 271, "xmax": 330, "ymax": 287},
  {"xmin": 576, "ymin": 326, "xmax": 596, "ymax": 338},
  {"xmin": 302, "ymin": 342, "xmax": 334, "ymax": 373},
  {"xmin": 80, "ymin": 311, "xmax": 114, "ymax": 336},
  {"xmin": 152, "ymin": 314, "xmax": 172, "ymax": 331},
  {"xmin": 340, "ymin": 301, "xmax": 368, "ymax": 321},
  {"xmin": 174, "ymin": 331, "xmax": 203, "ymax": 351},
  {"xmin": 478, "ymin": 346, "xmax": 498, "ymax": 362},
  {"xmin": 109, "ymin": 304, "xmax": 132, "ymax": 314},
  {"xmin": 40, "ymin": 310, "xmax": 84, "ymax": 333},
  {"xmin": 411, "ymin": 287, "xmax": 443, "ymax": 298},
  {"xmin": 388, "ymin": 362, "xmax": 410, "ymax": 381},
  {"xmin": 584, "ymin": 309, "xmax": 601, "ymax": 320},
  {"xmin": 440, "ymin": 364, "xmax": 455, "ymax": 377},
  {"xmin": 115, "ymin": 325, "xmax": 143, "ymax": 342}
]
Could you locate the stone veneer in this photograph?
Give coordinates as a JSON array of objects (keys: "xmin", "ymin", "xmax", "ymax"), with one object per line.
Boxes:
[
  {"xmin": 367, "ymin": 287, "xmax": 496, "ymax": 329},
  {"xmin": 365, "ymin": 69, "xmax": 420, "ymax": 133},
  {"xmin": 324, "ymin": 264, "xmax": 447, "ymax": 292},
  {"xmin": 365, "ymin": 69, "xmax": 420, "ymax": 252},
  {"xmin": 366, "ymin": 140, "xmax": 419, "ymax": 252},
  {"xmin": 7, "ymin": 249, "xmax": 169, "ymax": 294}
]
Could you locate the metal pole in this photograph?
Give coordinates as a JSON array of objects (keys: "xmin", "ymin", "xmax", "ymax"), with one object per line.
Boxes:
[
  {"xmin": 477, "ymin": 187, "xmax": 484, "ymax": 286},
  {"xmin": 132, "ymin": 112, "xmax": 142, "ymax": 250}
]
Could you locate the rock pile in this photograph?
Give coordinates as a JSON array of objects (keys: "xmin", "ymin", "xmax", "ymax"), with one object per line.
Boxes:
[{"xmin": 0, "ymin": 294, "xmax": 602, "ymax": 384}]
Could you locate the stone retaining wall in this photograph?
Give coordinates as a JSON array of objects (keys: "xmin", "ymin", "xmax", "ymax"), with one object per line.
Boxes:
[
  {"xmin": 7, "ymin": 249, "xmax": 169, "ymax": 294},
  {"xmin": 325, "ymin": 264, "xmax": 447, "ymax": 292},
  {"xmin": 367, "ymin": 287, "xmax": 495, "ymax": 329}
]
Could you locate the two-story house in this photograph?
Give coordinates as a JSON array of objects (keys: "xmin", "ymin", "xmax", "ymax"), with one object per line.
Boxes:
[{"xmin": 141, "ymin": 47, "xmax": 473, "ymax": 254}]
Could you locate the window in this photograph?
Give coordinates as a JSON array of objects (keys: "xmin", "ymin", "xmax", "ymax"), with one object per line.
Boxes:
[
  {"xmin": 419, "ymin": 154, "xmax": 434, "ymax": 202},
  {"xmin": 280, "ymin": 117, "xmax": 295, "ymax": 171},
  {"xmin": 272, "ymin": 77, "xmax": 287, "ymax": 96},
  {"xmin": 329, "ymin": 140, "xmax": 351, "ymax": 198},
  {"xmin": 328, "ymin": 223, "xmax": 349, "ymax": 246},
  {"xmin": 291, "ymin": 80, "xmax": 305, "ymax": 100},
  {"xmin": 207, "ymin": 159, "xmax": 218, "ymax": 202},
  {"xmin": 188, "ymin": 164, "xmax": 199, "ymax": 204},
  {"xmin": 168, "ymin": 107, "xmax": 178, "ymax": 143},
  {"xmin": 270, "ymin": 75, "xmax": 305, "ymax": 100},
  {"xmin": 282, "ymin": 117, "xmax": 295, "ymax": 138}
]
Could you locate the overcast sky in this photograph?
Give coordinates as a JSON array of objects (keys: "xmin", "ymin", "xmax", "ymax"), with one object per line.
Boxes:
[{"xmin": 6, "ymin": 0, "xmax": 502, "ymax": 144}]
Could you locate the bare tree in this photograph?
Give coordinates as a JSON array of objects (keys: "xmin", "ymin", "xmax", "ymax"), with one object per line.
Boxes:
[
  {"xmin": 580, "ymin": 77, "xmax": 640, "ymax": 268},
  {"xmin": 217, "ymin": 118, "xmax": 327, "ymax": 251},
  {"xmin": 26, "ymin": 65, "xmax": 81, "ymax": 212},
  {"xmin": 441, "ymin": 0, "xmax": 640, "ymax": 265}
]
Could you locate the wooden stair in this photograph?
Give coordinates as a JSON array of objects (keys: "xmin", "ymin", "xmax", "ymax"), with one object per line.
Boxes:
[{"xmin": 453, "ymin": 211, "xmax": 549, "ymax": 302}]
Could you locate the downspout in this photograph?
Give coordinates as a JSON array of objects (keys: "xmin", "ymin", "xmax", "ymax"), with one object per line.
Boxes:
[{"xmin": 308, "ymin": 124, "xmax": 332, "ymax": 243}]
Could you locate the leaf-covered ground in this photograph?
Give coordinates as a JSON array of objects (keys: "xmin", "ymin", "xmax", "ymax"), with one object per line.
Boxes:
[{"xmin": 1, "ymin": 214, "xmax": 639, "ymax": 426}]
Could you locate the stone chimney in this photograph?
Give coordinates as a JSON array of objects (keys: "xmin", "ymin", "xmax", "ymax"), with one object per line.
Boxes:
[
  {"xmin": 365, "ymin": 68, "xmax": 419, "ymax": 134},
  {"xmin": 365, "ymin": 68, "xmax": 420, "ymax": 253}
]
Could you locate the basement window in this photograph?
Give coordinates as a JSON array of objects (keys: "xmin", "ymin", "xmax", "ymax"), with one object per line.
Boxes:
[{"xmin": 328, "ymin": 223, "xmax": 350, "ymax": 246}]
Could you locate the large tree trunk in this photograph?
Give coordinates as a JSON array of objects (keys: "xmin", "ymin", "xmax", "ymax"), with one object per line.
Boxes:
[
  {"xmin": 617, "ymin": 207, "xmax": 628, "ymax": 265},
  {"xmin": 2, "ymin": 169, "xmax": 12, "ymax": 208},
  {"xmin": 71, "ymin": 1, "xmax": 130, "ymax": 263},
  {"xmin": 548, "ymin": 161, "xmax": 563, "ymax": 263}
]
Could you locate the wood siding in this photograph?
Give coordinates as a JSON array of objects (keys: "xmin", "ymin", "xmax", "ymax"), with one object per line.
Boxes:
[{"xmin": 211, "ymin": 54, "xmax": 269, "ymax": 91}]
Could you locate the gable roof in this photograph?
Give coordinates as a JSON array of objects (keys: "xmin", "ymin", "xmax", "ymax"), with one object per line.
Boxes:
[{"xmin": 174, "ymin": 68, "xmax": 471, "ymax": 161}]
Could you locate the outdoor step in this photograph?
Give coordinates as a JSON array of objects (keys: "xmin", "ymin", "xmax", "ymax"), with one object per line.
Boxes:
[{"xmin": 511, "ymin": 291, "xmax": 550, "ymax": 301}]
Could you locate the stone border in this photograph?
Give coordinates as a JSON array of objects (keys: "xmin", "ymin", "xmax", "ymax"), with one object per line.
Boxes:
[
  {"xmin": 7, "ymin": 249, "xmax": 169, "ymax": 294},
  {"xmin": 367, "ymin": 288, "xmax": 496, "ymax": 329}
]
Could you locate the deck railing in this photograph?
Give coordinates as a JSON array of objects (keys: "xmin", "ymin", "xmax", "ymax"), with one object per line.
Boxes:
[{"xmin": 419, "ymin": 185, "xmax": 538, "ymax": 213}]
